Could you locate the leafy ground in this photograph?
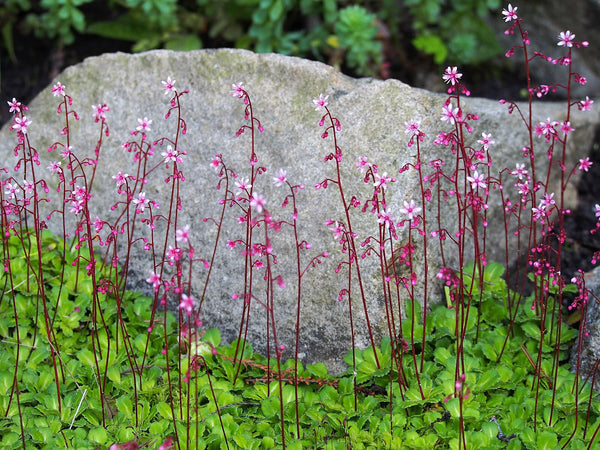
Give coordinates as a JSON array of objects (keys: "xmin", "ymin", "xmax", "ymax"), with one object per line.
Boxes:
[{"xmin": 1, "ymin": 230, "xmax": 599, "ymax": 448}]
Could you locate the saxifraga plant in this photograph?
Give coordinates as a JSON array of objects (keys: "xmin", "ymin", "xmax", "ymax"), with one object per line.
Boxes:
[{"xmin": 1, "ymin": 3, "xmax": 599, "ymax": 449}]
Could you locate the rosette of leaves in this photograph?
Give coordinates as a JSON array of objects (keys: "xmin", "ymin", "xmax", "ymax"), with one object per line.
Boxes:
[{"xmin": 334, "ymin": 5, "xmax": 382, "ymax": 76}]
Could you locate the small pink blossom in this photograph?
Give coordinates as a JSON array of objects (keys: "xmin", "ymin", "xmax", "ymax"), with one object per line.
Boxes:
[
  {"xmin": 47, "ymin": 161, "xmax": 62, "ymax": 174},
  {"xmin": 250, "ymin": 192, "xmax": 266, "ymax": 213},
  {"xmin": 51, "ymin": 82, "xmax": 66, "ymax": 97},
  {"xmin": 176, "ymin": 225, "xmax": 191, "ymax": 243},
  {"xmin": 329, "ymin": 221, "xmax": 344, "ymax": 241},
  {"xmin": 579, "ymin": 157, "xmax": 593, "ymax": 172},
  {"xmin": 595, "ymin": 204, "xmax": 600, "ymax": 218},
  {"xmin": 579, "ymin": 96, "xmax": 593, "ymax": 111},
  {"xmin": 511, "ymin": 163, "xmax": 528, "ymax": 180},
  {"xmin": 400, "ymin": 200, "xmax": 422, "ymax": 220},
  {"xmin": 467, "ymin": 170, "xmax": 487, "ymax": 190},
  {"xmin": 167, "ymin": 246, "xmax": 183, "ymax": 261},
  {"xmin": 374, "ymin": 172, "xmax": 395, "ymax": 190},
  {"xmin": 441, "ymin": 102, "xmax": 460, "ymax": 125},
  {"xmin": 179, "ymin": 294, "xmax": 196, "ymax": 316},
  {"xmin": 147, "ymin": 271, "xmax": 161, "ymax": 291},
  {"xmin": 442, "ymin": 66, "xmax": 462, "ymax": 85},
  {"xmin": 210, "ymin": 156, "xmax": 220, "ymax": 171},
  {"xmin": 162, "ymin": 76, "xmax": 176, "ymax": 95},
  {"xmin": 161, "ymin": 145, "xmax": 182, "ymax": 164},
  {"xmin": 477, "ymin": 132, "xmax": 495, "ymax": 150},
  {"xmin": 11, "ymin": 115, "xmax": 31, "ymax": 134},
  {"xmin": 234, "ymin": 178, "xmax": 251, "ymax": 196},
  {"xmin": 112, "ymin": 172, "xmax": 130, "ymax": 187},
  {"xmin": 7, "ymin": 98, "xmax": 22, "ymax": 114},
  {"xmin": 313, "ymin": 94, "xmax": 329, "ymax": 111},
  {"xmin": 92, "ymin": 104, "xmax": 109, "ymax": 122},
  {"xmin": 133, "ymin": 192, "xmax": 150, "ymax": 212},
  {"xmin": 273, "ymin": 169, "xmax": 287, "ymax": 187},
  {"xmin": 136, "ymin": 117, "xmax": 152, "ymax": 133},
  {"xmin": 558, "ymin": 30, "xmax": 575, "ymax": 48},
  {"xmin": 355, "ymin": 156, "xmax": 371, "ymax": 173},
  {"xmin": 404, "ymin": 120, "xmax": 420, "ymax": 137},
  {"xmin": 377, "ymin": 208, "xmax": 394, "ymax": 229},
  {"xmin": 540, "ymin": 192, "xmax": 555, "ymax": 209},
  {"xmin": 502, "ymin": 4, "xmax": 518, "ymax": 22},
  {"xmin": 4, "ymin": 182, "xmax": 19, "ymax": 200},
  {"xmin": 560, "ymin": 121, "xmax": 574, "ymax": 136},
  {"xmin": 231, "ymin": 82, "xmax": 245, "ymax": 98}
]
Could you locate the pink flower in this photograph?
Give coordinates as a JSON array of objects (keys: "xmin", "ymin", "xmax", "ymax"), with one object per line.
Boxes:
[
  {"xmin": 502, "ymin": 4, "xmax": 518, "ymax": 22},
  {"xmin": 477, "ymin": 132, "xmax": 495, "ymax": 150},
  {"xmin": 467, "ymin": 171, "xmax": 487, "ymax": 190},
  {"xmin": 51, "ymin": 82, "xmax": 66, "ymax": 97},
  {"xmin": 273, "ymin": 169, "xmax": 287, "ymax": 187},
  {"xmin": 329, "ymin": 221, "xmax": 344, "ymax": 241},
  {"xmin": 595, "ymin": 204, "xmax": 600, "ymax": 218},
  {"xmin": 579, "ymin": 157, "xmax": 593, "ymax": 172},
  {"xmin": 231, "ymin": 82, "xmax": 245, "ymax": 98},
  {"xmin": 540, "ymin": 192, "xmax": 555, "ymax": 208},
  {"xmin": 179, "ymin": 294, "xmax": 196, "ymax": 316},
  {"xmin": 11, "ymin": 115, "xmax": 31, "ymax": 134},
  {"xmin": 374, "ymin": 172, "xmax": 395, "ymax": 190},
  {"xmin": 136, "ymin": 117, "xmax": 152, "ymax": 133},
  {"xmin": 404, "ymin": 120, "xmax": 421, "ymax": 137},
  {"xmin": 250, "ymin": 192, "xmax": 266, "ymax": 213},
  {"xmin": 146, "ymin": 271, "xmax": 161, "ymax": 291},
  {"xmin": 47, "ymin": 161, "xmax": 62, "ymax": 174},
  {"xmin": 355, "ymin": 156, "xmax": 371, "ymax": 173},
  {"xmin": 560, "ymin": 121, "xmax": 574, "ymax": 136},
  {"xmin": 176, "ymin": 225, "xmax": 191, "ymax": 243},
  {"xmin": 511, "ymin": 163, "xmax": 528, "ymax": 180},
  {"xmin": 400, "ymin": 200, "xmax": 422, "ymax": 220},
  {"xmin": 234, "ymin": 177, "xmax": 251, "ymax": 196},
  {"xmin": 313, "ymin": 94, "xmax": 329, "ymax": 111},
  {"xmin": 162, "ymin": 77, "xmax": 176, "ymax": 95},
  {"xmin": 558, "ymin": 30, "xmax": 575, "ymax": 47},
  {"xmin": 167, "ymin": 246, "xmax": 183, "ymax": 261},
  {"xmin": 133, "ymin": 192, "xmax": 150, "ymax": 212},
  {"xmin": 7, "ymin": 98, "xmax": 22, "ymax": 114},
  {"xmin": 112, "ymin": 172, "xmax": 130, "ymax": 187},
  {"xmin": 210, "ymin": 156, "xmax": 220, "ymax": 171},
  {"xmin": 161, "ymin": 145, "xmax": 181, "ymax": 164},
  {"xmin": 579, "ymin": 96, "xmax": 593, "ymax": 111},
  {"xmin": 4, "ymin": 182, "xmax": 19, "ymax": 200},
  {"xmin": 442, "ymin": 66, "xmax": 462, "ymax": 85},
  {"xmin": 92, "ymin": 104, "xmax": 109, "ymax": 122},
  {"xmin": 441, "ymin": 103, "xmax": 460, "ymax": 125},
  {"xmin": 377, "ymin": 208, "xmax": 394, "ymax": 229}
]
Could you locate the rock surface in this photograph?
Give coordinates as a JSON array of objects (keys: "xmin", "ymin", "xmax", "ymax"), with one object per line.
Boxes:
[{"xmin": 0, "ymin": 49, "xmax": 598, "ymax": 372}]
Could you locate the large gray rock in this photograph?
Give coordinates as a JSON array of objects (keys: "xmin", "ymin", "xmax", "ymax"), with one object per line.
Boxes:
[{"xmin": 1, "ymin": 49, "xmax": 598, "ymax": 372}]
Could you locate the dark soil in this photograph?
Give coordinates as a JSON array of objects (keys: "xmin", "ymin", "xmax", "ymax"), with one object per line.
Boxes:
[{"xmin": 1, "ymin": 30, "xmax": 599, "ymax": 282}]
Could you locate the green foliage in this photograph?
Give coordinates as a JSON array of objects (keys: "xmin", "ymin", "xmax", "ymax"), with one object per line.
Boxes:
[
  {"xmin": 2, "ymin": 0, "xmax": 504, "ymax": 77},
  {"xmin": 1, "ymin": 228, "xmax": 597, "ymax": 447},
  {"xmin": 405, "ymin": 0, "xmax": 502, "ymax": 64},
  {"xmin": 25, "ymin": 0, "xmax": 94, "ymax": 46}
]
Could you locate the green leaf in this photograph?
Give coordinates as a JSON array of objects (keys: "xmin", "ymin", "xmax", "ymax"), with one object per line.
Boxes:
[
  {"xmin": 537, "ymin": 430, "xmax": 558, "ymax": 450},
  {"xmin": 116, "ymin": 395, "xmax": 134, "ymax": 420},
  {"xmin": 412, "ymin": 33, "xmax": 447, "ymax": 64},
  {"xmin": 156, "ymin": 401, "xmax": 173, "ymax": 420},
  {"xmin": 165, "ymin": 34, "xmax": 202, "ymax": 51},
  {"xmin": 261, "ymin": 396, "xmax": 280, "ymax": 418},
  {"xmin": 87, "ymin": 427, "xmax": 108, "ymax": 445},
  {"xmin": 521, "ymin": 322, "xmax": 541, "ymax": 339}
]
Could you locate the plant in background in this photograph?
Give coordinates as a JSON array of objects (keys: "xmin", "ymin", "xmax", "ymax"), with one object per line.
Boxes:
[
  {"xmin": 334, "ymin": 5, "xmax": 382, "ymax": 76},
  {"xmin": 25, "ymin": 0, "xmax": 94, "ymax": 46},
  {"xmin": 406, "ymin": 0, "xmax": 502, "ymax": 64}
]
